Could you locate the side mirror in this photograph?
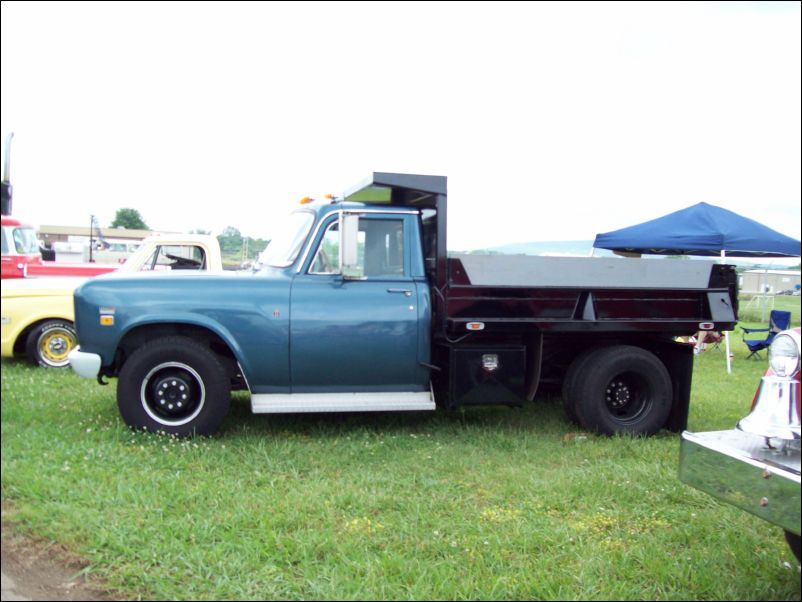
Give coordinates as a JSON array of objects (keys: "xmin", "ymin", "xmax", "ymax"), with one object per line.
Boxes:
[{"xmin": 340, "ymin": 212, "xmax": 364, "ymax": 280}]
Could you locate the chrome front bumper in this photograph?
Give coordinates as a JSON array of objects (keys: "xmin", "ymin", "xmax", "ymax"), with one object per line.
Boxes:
[
  {"xmin": 679, "ymin": 429, "xmax": 801, "ymax": 535},
  {"xmin": 68, "ymin": 347, "xmax": 102, "ymax": 379}
]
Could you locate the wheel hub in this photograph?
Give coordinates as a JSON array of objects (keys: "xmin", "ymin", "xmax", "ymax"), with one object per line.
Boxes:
[
  {"xmin": 140, "ymin": 362, "xmax": 206, "ymax": 426},
  {"xmin": 46, "ymin": 335, "xmax": 69, "ymax": 355},
  {"xmin": 604, "ymin": 373, "xmax": 649, "ymax": 422},
  {"xmin": 39, "ymin": 327, "xmax": 77, "ymax": 366},
  {"xmin": 153, "ymin": 375, "xmax": 193, "ymax": 416},
  {"xmin": 607, "ymin": 380, "xmax": 632, "ymax": 409}
]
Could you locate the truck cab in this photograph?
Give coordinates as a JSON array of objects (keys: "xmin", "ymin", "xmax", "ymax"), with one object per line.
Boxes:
[
  {"xmin": 1, "ymin": 214, "xmax": 42, "ymax": 278},
  {"xmin": 254, "ymin": 196, "xmax": 433, "ymax": 408}
]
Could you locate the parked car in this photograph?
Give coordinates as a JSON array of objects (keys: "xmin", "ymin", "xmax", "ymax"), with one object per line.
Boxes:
[
  {"xmin": 1, "ymin": 235, "xmax": 224, "ymax": 367},
  {"xmin": 679, "ymin": 327, "xmax": 801, "ymax": 561}
]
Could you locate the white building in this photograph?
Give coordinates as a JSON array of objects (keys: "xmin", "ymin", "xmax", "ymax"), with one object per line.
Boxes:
[{"xmin": 740, "ymin": 269, "xmax": 801, "ymax": 295}]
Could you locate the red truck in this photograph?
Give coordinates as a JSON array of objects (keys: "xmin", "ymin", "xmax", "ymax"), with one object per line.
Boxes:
[
  {"xmin": 1, "ymin": 214, "xmax": 42, "ymax": 278},
  {"xmin": 1, "ymin": 214, "xmax": 121, "ymax": 279},
  {"xmin": 1, "ymin": 133, "xmax": 118, "ymax": 279}
]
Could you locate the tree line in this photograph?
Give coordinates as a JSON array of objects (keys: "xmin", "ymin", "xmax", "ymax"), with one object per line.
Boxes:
[{"xmin": 109, "ymin": 208, "xmax": 269, "ymax": 267}]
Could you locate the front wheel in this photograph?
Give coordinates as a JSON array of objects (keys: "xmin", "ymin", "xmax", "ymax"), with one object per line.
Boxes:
[
  {"xmin": 26, "ymin": 320, "xmax": 77, "ymax": 368},
  {"xmin": 570, "ymin": 345, "xmax": 673, "ymax": 436},
  {"xmin": 117, "ymin": 336, "xmax": 231, "ymax": 437}
]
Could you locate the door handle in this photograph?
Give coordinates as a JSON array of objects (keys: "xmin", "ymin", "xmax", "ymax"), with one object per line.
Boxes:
[{"xmin": 387, "ymin": 288, "xmax": 413, "ymax": 297}]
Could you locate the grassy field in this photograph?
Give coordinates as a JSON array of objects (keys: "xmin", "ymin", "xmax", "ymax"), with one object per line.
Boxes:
[
  {"xmin": 737, "ymin": 293, "xmax": 800, "ymax": 325},
  {"xmin": 2, "ymin": 338, "xmax": 800, "ymax": 600}
]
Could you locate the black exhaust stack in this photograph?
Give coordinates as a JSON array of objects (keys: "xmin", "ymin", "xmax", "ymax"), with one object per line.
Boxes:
[{"xmin": 1, "ymin": 132, "xmax": 13, "ymax": 215}]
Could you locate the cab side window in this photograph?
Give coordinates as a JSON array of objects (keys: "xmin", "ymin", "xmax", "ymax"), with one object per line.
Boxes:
[
  {"xmin": 310, "ymin": 221, "xmax": 342, "ymax": 274},
  {"xmin": 309, "ymin": 217, "xmax": 405, "ymax": 278},
  {"xmin": 363, "ymin": 219, "xmax": 404, "ymax": 277},
  {"xmin": 140, "ymin": 245, "xmax": 206, "ymax": 271}
]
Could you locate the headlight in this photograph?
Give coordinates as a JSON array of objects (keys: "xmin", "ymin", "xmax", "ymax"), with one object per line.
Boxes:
[{"xmin": 769, "ymin": 331, "xmax": 800, "ymax": 378}]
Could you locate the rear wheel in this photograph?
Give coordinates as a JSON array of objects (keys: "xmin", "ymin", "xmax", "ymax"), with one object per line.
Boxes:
[
  {"xmin": 570, "ymin": 345, "xmax": 672, "ymax": 436},
  {"xmin": 25, "ymin": 320, "xmax": 77, "ymax": 368},
  {"xmin": 117, "ymin": 336, "xmax": 231, "ymax": 437},
  {"xmin": 785, "ymin": 530, "xmax": 801, "ymax": 563},
  {"xmin": 562, "ymin": 348, "xmax": 598, "ymax": 425}
]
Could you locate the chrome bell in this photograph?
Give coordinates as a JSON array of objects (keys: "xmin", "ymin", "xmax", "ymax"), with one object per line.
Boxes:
[{"xmin": 737, "ymin": 376, "xmax": 801, "ymax": 442}]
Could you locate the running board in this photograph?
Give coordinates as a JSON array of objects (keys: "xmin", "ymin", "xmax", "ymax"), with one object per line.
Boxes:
[{"xmin": 251, "ymin": 391, "xmax": 436, "ymax": 414}]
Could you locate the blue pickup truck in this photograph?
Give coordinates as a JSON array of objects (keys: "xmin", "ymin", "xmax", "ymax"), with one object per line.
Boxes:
[{"xmin": 69, "ymin": 173, "xmax": 739, "ymax": 437}]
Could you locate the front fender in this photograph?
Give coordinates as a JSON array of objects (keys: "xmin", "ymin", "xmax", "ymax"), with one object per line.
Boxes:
[
  {"xmin": 122, "ymin": 311, "xmax": 247, "ymax": 359},
  {"xmin": 74, "ymin": 273, "xmax": 292, "ymax": 392}
]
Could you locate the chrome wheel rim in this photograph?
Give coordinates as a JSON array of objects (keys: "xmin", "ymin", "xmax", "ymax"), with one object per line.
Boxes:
[{"xmin": 140, "ymin": 362, "xmax": 206, "ymax": 426}]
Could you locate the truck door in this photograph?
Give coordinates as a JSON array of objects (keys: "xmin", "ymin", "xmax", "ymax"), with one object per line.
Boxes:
[{"xmin": 290, "ymin": 214, "xmax": 430, "ymax": 394}]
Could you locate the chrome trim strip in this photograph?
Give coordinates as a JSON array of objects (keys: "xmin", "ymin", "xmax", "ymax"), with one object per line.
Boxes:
[
  {"xmin": 251, "ymin": 391, "xmax": 435, "ymax": 414},
  {"xmin": 679, "ymin": 429, "xmax": 801, "ymax": 534},
  {"xmin": 237, "ymin": 361, "xmax": 252, "ymax": 393},
  {"xmin": 354, "ymin": 209, "xmax": 420, "ymax": 214}
]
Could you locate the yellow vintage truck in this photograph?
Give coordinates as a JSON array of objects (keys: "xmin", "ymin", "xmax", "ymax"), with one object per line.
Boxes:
[{"xmin": 2, "ymin": 233, "xmax": 223, "ymax": 367}]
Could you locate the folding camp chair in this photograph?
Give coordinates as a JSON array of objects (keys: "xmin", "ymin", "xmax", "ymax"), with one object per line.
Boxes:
[{"xmin": 741, "ymin": 310, "xmax": 792, "ymax": 360}]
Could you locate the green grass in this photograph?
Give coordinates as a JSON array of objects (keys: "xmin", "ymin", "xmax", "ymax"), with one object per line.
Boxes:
[
  {"xmin": 2, "ymin": 342, "xmax": 800, "ymax": 600},
  {"xmin": 738, "ymin": 294, "xmax": 801, "ymax": 325}
]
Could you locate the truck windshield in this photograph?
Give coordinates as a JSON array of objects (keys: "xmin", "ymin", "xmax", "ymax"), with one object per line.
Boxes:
[
  {"xmin": 260, "ymin": 211, "xmax": 315, "ymax": 268},
  {"xmin": 7, "ymin": 225, "xmax": 40, "ymax": 255}
]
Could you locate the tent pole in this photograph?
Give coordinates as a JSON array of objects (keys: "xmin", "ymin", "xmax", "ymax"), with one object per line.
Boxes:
[{"xmin": 722, "ymin": 250, "xmax": 732, "ymax": 374}]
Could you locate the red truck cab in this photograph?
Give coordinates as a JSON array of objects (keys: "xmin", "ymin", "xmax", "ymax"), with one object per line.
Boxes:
[{"xmin": 1, "ymin": 214, "xmax": 42, "ymax": 278}]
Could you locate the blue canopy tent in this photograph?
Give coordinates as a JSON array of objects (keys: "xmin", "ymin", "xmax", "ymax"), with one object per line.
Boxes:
[
  {"xmin": 593, "ymin": 202, "xmax": 801, "ymax": 373},
  {"xmin": 593, "ymin": 202, "xmax": 800, "ymax": 258}
]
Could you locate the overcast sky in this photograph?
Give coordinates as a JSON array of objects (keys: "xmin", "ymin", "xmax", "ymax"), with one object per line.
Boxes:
[{"xmin": 1, "ymin": 1, "xmax": 800, "ymax": 252}]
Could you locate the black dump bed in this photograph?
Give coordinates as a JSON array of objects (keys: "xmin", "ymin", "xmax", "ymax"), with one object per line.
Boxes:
[
  {"xmin": 446, "ymin": 254, "xmax": 738, "ymax": 336},
  {"xmin": 343, "ymin": 172, "xmax": 739, "ymax": 338}
]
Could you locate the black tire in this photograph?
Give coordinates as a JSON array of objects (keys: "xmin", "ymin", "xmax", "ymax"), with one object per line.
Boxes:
[
  {"xmin": 25, "ymin": 320, "xmax": 77, "ymax": 368},
  {"xmin": 117, "ymin": 336, "xmax": 231, "ymax": 437},
  {"xmin": 561, "ymin": 348, "xmax": 599, "ymax": 425},
  {"xmin": 785, "ymin": 530, "xmax": 801, "ymax": 563},
  {"xmin": 571, "ymin": 345, "xmax": 672, "ymax": 436}
]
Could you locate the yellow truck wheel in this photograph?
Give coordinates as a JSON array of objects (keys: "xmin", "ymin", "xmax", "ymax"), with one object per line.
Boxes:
[{"xmin": 26, "ymin": 320, "xmax": 77, "ymax": 368}]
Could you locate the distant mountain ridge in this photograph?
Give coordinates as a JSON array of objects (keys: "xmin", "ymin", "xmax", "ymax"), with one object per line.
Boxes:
[
  {"xmin": 458, "ymin": 240, "xmax": 799, "ymax": 269},
  {"xmin": 464, "ymin": 240, "xmax": 615, "ymax": 257}
]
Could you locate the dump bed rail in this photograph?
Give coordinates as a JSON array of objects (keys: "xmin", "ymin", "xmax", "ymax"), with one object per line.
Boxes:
[{"xmin": 446, "ymin": 256, "xmax": 738, "ymax": 335}]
